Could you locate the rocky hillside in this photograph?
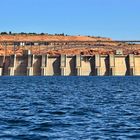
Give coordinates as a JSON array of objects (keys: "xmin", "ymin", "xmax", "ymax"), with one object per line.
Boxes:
[{"xmin": 0, "ymin": 34, "xmax": 139, "ymax": 55}]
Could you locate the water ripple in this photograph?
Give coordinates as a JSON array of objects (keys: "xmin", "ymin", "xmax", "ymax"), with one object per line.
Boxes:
[{"xmin": 0, "ymin": 76, "xmax": 140, "ymax": 139}]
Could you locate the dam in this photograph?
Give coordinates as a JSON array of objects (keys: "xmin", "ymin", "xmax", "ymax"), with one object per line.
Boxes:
[
  {"xmin": 0, "ymin": 34, "xmax": 140, "ymax": 76},
  {"xmin": 0, "ymin": 53, "xmax": 139, "ymax": 76}
]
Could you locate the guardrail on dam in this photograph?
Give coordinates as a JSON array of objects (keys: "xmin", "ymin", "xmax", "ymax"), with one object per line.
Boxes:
[{"xmin": 0, "ymin": 54, "xmax": 139, "ymax": 76}]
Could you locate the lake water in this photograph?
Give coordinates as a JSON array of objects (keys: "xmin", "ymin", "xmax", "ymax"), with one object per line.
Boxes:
[{"xmin": 0, "ymin": 76, "xmax": 140, "ymax": 139}]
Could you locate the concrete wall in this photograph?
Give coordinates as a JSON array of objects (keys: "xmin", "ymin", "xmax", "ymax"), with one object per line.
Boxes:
[
  {"xmin": 81, "ymin": 57, "xmax": 92, "ymax": 76},
  {"xmin": 100, "ymin": 57, "xmax": 109, "ymax": 76},
  {"xmin": 65, "ymin": 56, "xmax": 76, "ymax": 76},
  {"xmin": 47, "ymin": 56, "xmax": 60, "ymax": 76},
  {"xmin": 115, "ymin": 56, "xmax": 128, "ymax": 76},
  {"xmin": 1, "ymin": 54, "xmax": 140, "ymax": 76},
  {"xmin": 134, "ymin": 56, "xmax": 140, "ymax": 75}
]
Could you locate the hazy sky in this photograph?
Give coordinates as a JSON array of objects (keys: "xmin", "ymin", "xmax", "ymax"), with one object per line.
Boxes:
[{"xmin": 0, "ymin": 0, "xmax": 140, "ymax": 39}]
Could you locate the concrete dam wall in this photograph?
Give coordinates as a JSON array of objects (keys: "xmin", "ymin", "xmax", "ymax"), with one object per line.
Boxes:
[
  {"xmin": 0, "ymin": 37, "xmax": 140, "ymax": 76},
  {"xmin": 0, "ymin": 54, "xmax": 140, "ymax": 76}
]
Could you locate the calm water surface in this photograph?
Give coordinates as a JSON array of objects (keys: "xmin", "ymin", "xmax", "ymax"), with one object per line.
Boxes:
[{"xmin": 0, "ymin": 76, "xmax": 140, "ymax": 140}]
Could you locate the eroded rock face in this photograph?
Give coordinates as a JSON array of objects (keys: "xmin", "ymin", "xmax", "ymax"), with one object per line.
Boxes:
[{"xmin": 0, "ymin": 35, "xmax": 139, "ymax": 56}]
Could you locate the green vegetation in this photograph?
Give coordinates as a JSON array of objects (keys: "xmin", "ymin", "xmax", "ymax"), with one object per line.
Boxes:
[
  {"xmin": 0, "ymin": 31, "xmax": 67, "ymax": 36},
  {"xmin": 0, "ymin": 32, "xmax": 8, "ymax": 35}
]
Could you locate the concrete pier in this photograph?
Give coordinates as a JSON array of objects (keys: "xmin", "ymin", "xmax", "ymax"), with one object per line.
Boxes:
[
  {"xmin": 95, "ymin": 54, "xmax": 100, "ymax": 76},
  {"xmin": 129, "ymin": 54, "xmax": 134, "ymax": 76},
  {"xmin": 109, "ymin": 54, "xmax": 115, "ymax": 76},
  {"xmin": 0, "ymin": 56, "xmax": 4, "ymax": 76},
  {"xmin": 0, "ymin": 68, "xmax": 2, "ymax": 76},
  {"xmin": 60, "ymin": 55, "xmax": 66, "ymax": 76},
  {"xmin": 41, "ymin": 55, "xmax": 48, "ymax": 76},
  {"xmin": 27, "ymin": 54, "xmax": 33, "ymax": 76},
  {"xmin": 8, "ymin": 55, "xmax": 16, "ymax": 76},
  {"xmin": 76, "ymin": 55, "xmax": 81, "ymax": 76}
]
